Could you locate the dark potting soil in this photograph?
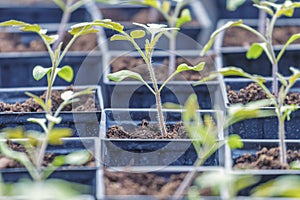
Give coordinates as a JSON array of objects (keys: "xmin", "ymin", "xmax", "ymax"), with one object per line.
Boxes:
[
  {"xmin": 223, "ymin": 26, "xmax": 300, "ymax": 47},
  {"xmin": 104, "ymin": 170, "xmax": 211, "ymax": 197},
  {"xmin": 0, "ymin": 86, "xmax": 97, "ymax": 113},
  {"xmin": 106, "ymin": 120, "xmax": 189, "ymax": 139},
  {"xmin": 110, "ymin": 55, "xmax": 215, "ymax": 82},
  {"xmin": 0, "ymin": 140, "xmax": 96, "ymax": 169},
  {"xmin": 227, "ymin": 83, "xmax": 300, "ymax": 105},
  {"xmin": 234, "ymin": 147, "xmax": 300, "ymax": 170},
  {"xmin": 0, "ymin": 31, "xmax": 98, "ymax": 52}
]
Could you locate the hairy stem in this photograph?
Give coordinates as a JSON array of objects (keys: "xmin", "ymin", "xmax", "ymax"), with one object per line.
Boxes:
[
  {"xmin": 172, "ymin": 159, "xmax": 204, "ymax": 200},
  {"xmin": 147, "ymin": 45, "xmax": 167, "ymax": 137},
  {"xmin": 53, "ymin": 0, "xmax": 73, "ymax": 50},
  {"xmin": 278, "ymin": 113, "xmax": 287, "ymax": 164},
  {"xmin": 168, "ymin": 32, "xmax": 176, "ymax": 77}
]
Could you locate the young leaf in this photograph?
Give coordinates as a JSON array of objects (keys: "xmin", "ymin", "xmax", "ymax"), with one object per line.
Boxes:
[
  {"xmin": 201, "ymin": 20, "xmax": 243, "ymax": 55},
  {"xmin": 246, "ymin": 43, "xmax": 263, "ymax": 59},
  {"xmin": 64, "ymin": 150, "xmax": 92, "ymax": 166},
  {"xmin": 0, "ymin": 20, "xmax": 29, "ymax": 27},
  {"xmin": 33, "ymin": 66, "xmax": 51, "ymax": 81},
  {"xmin": 277, "ymin": 33, "xmax": 300, "ymax": 62},
  {"xmin": 277, "ymin": 73, "xmax": 288, "ymax": 86},
  {"xmin": 2, "ymin": 127, "xmax": 24, "ymax": 139},
  {"xmin": 162, "ymin": 0, "xmax": 170, "ymax": 13},
  {"xmin": 110, "ymin": 34, "xmax": 129, "ymax": 41},
  {"xmin": 27, "ymin": 118, "xmax": 47, "ymax": 131},
  {"xmin": 176, "ymin": 62, "xmax": 205, "ymax": 73},
  {"xmin": 253, "ymin": 4, "xmax": 274, "ymax": 16},
  {"xmin": 227, "ymin": 134, "xmax": 243, "ymax": 149},
  {"xmin": 52, "ymin": 0, "xmax": 66, "ymax": 10},
  {"xmin": 107, "ymin": 70, "xmax": 145, "ymax": 82},
  {"xmin": 176, "ymin": 9, "xmax": 192, "ymax": 28},
  {"xmin": 46, "ymin": 114, "xmax": 62, "ymax": 124},
  {"xmin": 57, "ymin": 65, "xmax": 74, "ymax": 82},
  {"xmin": 289, "ymin": 67, "xmax": 300, "ymax": 85},
  {"xmin": 130, "ymin": 30, "xmax": 146, "ymax": 39},
  {"xmin": 48, "ymin": 128, "xmax": 73, "ymax": 145},
  {"xmin": 226, "ymin": 0, "xmax": 246, "ymax": 11},
  {"xmin": 42, "ymin": 34, "xmax": 58, "ymax": 45},
  {"xmin": 61, "ymin": 91, "xmax": 74, "ymax": 101},
  {"xmin": 25, "ymin": 92, "xmax": 46, "ymax": 110}
]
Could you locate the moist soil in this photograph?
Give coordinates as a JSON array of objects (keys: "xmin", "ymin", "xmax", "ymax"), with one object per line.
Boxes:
[
  {"xmin": 234, "ymin": 147, "xmax": 300, "ymax": 170},
  {"xmin": 223, "ymin": 26, "xmax": 300, "ymax": 47},
  {"xmin": 110, "ymin": 54, "xmax": 216, "ymax": 82},
  {"xmin": 0, "ymin": 31, "xmax": 98, "ymax": 52},
  {"xmin": 227, "ymin": 82, "xmax": 300, "ymax": 105},
  {"xmin": 0, "ymin": 86, "xmax": 97, "ymax": 113},
  {"xmin": 106, "ymin": 120, "xmax": 189, "ymax": 139},
  {"xmin": 104, "ymin": 170, "xmax": 212, "ymax": 197},
  {"xmin": 0, "ymin": 140, "xmax": 96, "ymax": 169}
]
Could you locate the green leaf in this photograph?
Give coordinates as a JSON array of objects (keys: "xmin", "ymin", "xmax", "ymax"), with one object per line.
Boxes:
[
  {"xmin": 33, "ymin": 65, "xmax": 51, "ymax": 81},
  {"xmin": 246, "ymin": 42, "xmax": 272, "ymax": 62},
  {"xmin": 227, "ymin": 134, "xmax": 243, "ymax": 149},
  {"xmin": 25, "ymin": 92, "xmax": 46, "ymax": 110},
  {"xmin": 162, "ymin": 0, "xmax": 170, "ymax": 13},
  {"xmin": 48, "ymin": 128, "xmax": 73, "ymax": 145},
  {"xmin": 277, "ymin": 73, "xmax": 288, "ymax": 86},
  {"xmin": 246, "ymin": 43, "xmax": 264, "ymax": 59},
  {"xmin": 52, "ymin": 155, "xmax": 65, "ymax": 167},
  {"xmin": 130, "ymin": 30, "xmax": 146, "ymax": 39},
  {"xmin": 2, "ymin": 127, "xmax": 24, "ymax": 139},
  {"xmin": 226, "ymin": 0, "xmax": 246, "ymax": 11},
  {"xmin": 176, "ymin": 9, "xmax": 192, "ymax": 28},
  {"xmin": 20, "ymin": 24, "xmax": 41, "ymax": 33},
  {"xmin": 57, "ymin": 65, "xmax": 74, "ymax": 82},
  {"xmin": 0, "ymin": 20, "xmax": 29, "ymax": 27},
  {"xmin": 61, "ymin": 91, "xmax": 74, "ymax": 101},
  {"xmin": 107, "ymin": 70, "xmax": 145, "ymax": 82},
  {"xmin": 282, "ymin": 104, "xmax": 298, "ymax": 121},
  {"xmin": 201, "ymin": 20, "xmax": 243, "ymax": 56},
  {"xmin": 176, "ymin": 62, "xmax": 205, "ymax": 73},
  {"xmin": 277, "ymin": 33, "xmax": 300, "ymax": 62},
  {"xmin": 110, "ymin": 34, "xmax": 129, "ymax": 41},
  {"xmin": 42, "ymin": 34, "xmax": 58, "ymax": 45},
  {"xmin": 46, "ymin": 114, "xmax": 62, "ymax": 124},
  {"xmin": 144, "ymin": 0, "xmax": 160, "ymax": 8},
  {"xmin": 52, "ymin": 0, "xmax": 65, "ymax": 10},
  {"xmin": 64, "ymin": 150, "xmax": 92, "ymax": 166},
  {"xmin": 289, "ymin": 67, "xmax": 300, "ymax": 85},
  {"xmin": 163, "ymin": 102, "xmax": 182, "ymax": 109},
  {"xmin": 25, "ymin": 130, "xmax": 42, "ymax": 146},
  {"xmin": 253, "ymin": 4, "xmax": 274, "ymax": 15},
  {"xmin": 27, "ymin": 118, "xmax": 47, "ymax": 132}
]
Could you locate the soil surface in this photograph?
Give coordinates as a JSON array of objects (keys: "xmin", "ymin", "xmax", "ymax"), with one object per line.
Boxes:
[
  {"xmin": 0, "ymin": 140, "xmax": 96, "ymax": 169},
  {"xmin": 227, "ymin": 83, "xmax": 300, "ymax": 105},
  {"xmin": 106, "ymin": 120, "xmax": 189, "ymax": 139},
  {"xmin": 234, "ymin": 147, "xmax": 300, "ymax": 170},
  {"xmin": 0, "ymin": 32, "xmax": 98, "ymax": 52},
  {"xmin": 105, "ymin": 170, "xmax": 211, "ymax": 197},
  {"xmin": 223, "ymin": 26, "xmax": 300, "ymax": 47},
  {"xmin": 110, "ymin": 55, "xmax": 215, "ymax": 82},
  {"xmin": 0, "ymin": 86, "xmax": 97, "ymax": 113}
]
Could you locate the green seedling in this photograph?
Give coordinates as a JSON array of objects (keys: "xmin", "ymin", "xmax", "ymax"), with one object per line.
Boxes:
[
  {"xmin": 105, "ymin": 22, "xmax": 204, "ymax": 137},
  {"xmin": 202, "ymin": 0, "xmax": 300, "ymax": 97},
  {"xmin": 197, "ymin": 66, "xmax": 300, "ymax": 164},
  {"xmin": 172, "ymin": 94, "xmax": 274, "ymax": 199},
  {"xmin": 96, "ymin": 0, "xmax": 193, "ymax": 77},
  {"xmin": 0, "ymin": 19, "xmax": 120, "ymax": 195},
  {"xmin": 52, "ymin": 0, "xmax": 91, "ymax": 49},
  {"xmin": 0, "ymin": 20, "xmax": 102, "ymax": 114}
]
